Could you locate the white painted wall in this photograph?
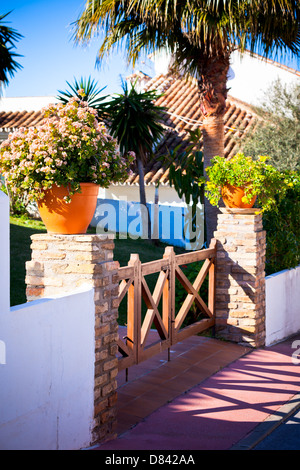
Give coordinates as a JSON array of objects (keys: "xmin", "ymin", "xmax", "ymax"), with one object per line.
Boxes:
[
  {"xmin": 0, "ymin": 192, "xmax": 96, "ymax": 450},
  {"xmin": 0, "ymin": 290, "xmax": 95, "ymax": 450},
  {"xmin": 102, "ymin": 183, "xmax": 182, "ymax": 205},
  {"xmin": 228, "ymin": 50, "xmax": 299, "ymax": 106},
  {"xmin": 0, "ymin": 192, "xmax": 9, "ymax": 315},
  {"xmin": 0, "ymin": 96, "xmax": 58, "ymax": 112},
  {"xmin": 265, "ymin": 266, "xmax": 300, "ymax": 346},
  {"xmin": 152, "ymin": 48, "xmax": 173, "ymax": 76}
]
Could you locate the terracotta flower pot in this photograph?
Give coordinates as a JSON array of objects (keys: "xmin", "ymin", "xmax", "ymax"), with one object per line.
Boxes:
[
  {"xmin": 37, "ymin": 183, "xmax": 99, "ymax": 234},
  {"xmin": 221, "ymin": 184, "xmax": 256, "ymax": 209}
]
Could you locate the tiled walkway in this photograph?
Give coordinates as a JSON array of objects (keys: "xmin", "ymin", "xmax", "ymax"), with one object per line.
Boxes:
[
  {"xmin": 96, "ymin": 333, "xmax": 300, "ymax": 450},
  {"xmin": 116, "ymin": 332, "xmax": 250, "ymax": 436}
]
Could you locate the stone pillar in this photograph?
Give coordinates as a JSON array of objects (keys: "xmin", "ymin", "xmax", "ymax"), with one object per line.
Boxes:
[
  {"xmin": 214, "ymin": 208, "xmax": 266, "ymax": 347},
  {"xmin": 25, "ymin": 233, "xmax": 119, "ymax": 444}
]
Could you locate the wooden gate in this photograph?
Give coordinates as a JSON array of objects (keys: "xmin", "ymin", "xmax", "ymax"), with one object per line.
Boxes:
[{"xmin": 117, "ymin": 240, "xmax": 216, "ymax": 372}]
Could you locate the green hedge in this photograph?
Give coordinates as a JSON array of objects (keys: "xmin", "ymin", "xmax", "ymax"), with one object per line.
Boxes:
[{"xmin": 264, "ymin": 185, "xmax": 300, "ymax": 276}]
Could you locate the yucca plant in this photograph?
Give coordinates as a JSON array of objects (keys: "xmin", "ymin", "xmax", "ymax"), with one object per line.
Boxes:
[
  {"xmin": 104, "ymin": 80, "xmax": 166, "ymax": 239},
  {"xmin": 57, "ymin": 76, "xmax": 108, "ymax": 119}
]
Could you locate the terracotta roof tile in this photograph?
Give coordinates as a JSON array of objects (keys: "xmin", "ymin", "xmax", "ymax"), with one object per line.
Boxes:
[{"xmin": 0, "ymin": 110, "xmax": 43, "ymax": 131}]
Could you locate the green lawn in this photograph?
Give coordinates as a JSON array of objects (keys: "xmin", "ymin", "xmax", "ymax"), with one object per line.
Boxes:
[
  {"xmin": 10, "ymin": 216, "xmax": 47, "ymax": 306},
  {"xmin": 9, "ymin": 216, "xmax": 185, "ymax": 309},
  {"xmin": 9, "ymin": 217, "xmax": 209, "ymax": 331}
]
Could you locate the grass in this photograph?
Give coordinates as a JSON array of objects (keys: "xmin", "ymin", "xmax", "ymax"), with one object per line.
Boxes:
[
  {"xmin": 9, "ymin": 216, "xmax": 210, "ymax": 334},
  {"xmin": 10, "ymin": 216, "xmax": 47, "ymax": 306},
  {"xmin": 9, "ymin": 216, "xmax": 185, "ymax": 308}
]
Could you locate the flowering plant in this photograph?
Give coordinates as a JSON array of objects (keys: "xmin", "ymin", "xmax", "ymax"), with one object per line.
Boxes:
[
  {"xmin": 0, "ymin": 98, "xmax": 133, "ymax": 203},
  {"xmin": 205, "ymin": 152, "xmax": 294, "ymax": 212}
]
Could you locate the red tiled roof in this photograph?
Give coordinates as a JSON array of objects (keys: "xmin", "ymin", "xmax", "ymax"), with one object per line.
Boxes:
[
  {"xmin": 125, "ymin": 73, "xmax": 258, "ymax": 186},
  {"xmin": 0, "ymin": 110, "xmax": 44, "ymax": 131}
]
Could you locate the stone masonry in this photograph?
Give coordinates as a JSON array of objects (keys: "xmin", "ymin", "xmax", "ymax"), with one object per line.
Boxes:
[
  {"xmin": 25, "ymin": 233, "xmax": 119, "ymax": 445},
  {"xmin": 214, "ymin": 208, "xmax": 266, "ymax": 347}
]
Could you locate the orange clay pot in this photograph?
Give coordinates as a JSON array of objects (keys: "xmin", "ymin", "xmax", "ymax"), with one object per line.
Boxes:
[
  {"xmin": 37, "ymin": 183, "xmax": 99, "ymax": 234},
  {"xmin": 221, "ymin": 184, "xmax": 256, "ymax": 209}
]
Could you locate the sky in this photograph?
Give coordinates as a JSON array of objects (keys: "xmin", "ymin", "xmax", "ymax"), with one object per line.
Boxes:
[
  {"xmin": 1, "ymin": 0, "xmax": 155, "ymax": 98},
  {"xmin": 1, "ymin": 0, "xmax": 299, "ymax": 99}
]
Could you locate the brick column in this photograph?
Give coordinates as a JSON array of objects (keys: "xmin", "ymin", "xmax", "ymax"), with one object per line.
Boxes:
[
  {"xmin": 214, "ymin": 208, "xmax": 266, "ymax": 347},
  {"xmin": 25, "ymin": 234, "xmax": 119, "ymax": 444}
]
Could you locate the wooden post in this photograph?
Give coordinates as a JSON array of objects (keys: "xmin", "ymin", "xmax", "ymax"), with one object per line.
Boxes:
[
  {"xmin": 208, "ymin": 239, "xmax": 216, "ymax": 318},
  {"xmin": 127, "ymin": 254, "xmax": 141, "ymax": 365},
  {"xmin": 163, "ymin": 247, "xmax": 176, "ymax": 347}
]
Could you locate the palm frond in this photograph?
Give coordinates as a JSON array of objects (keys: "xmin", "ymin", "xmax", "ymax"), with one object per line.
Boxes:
[
  {"xmin": 73, "ymin": 0, "xmax": 299, "ymax": 76},
  {"xmin": 56, "ymin": 76, "xmax": 108, "ymax": 118},
  {"xmin": 0, "ymin": 11, "xmax": 23, "ymax": 87}
]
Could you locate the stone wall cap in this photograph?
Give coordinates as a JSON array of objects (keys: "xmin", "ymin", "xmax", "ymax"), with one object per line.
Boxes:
[
  {"xmin": 220, "ymin": 208, "xmax": 261, "ymax": 215},
  {"xmin": 31, "ymin": 233, "xmax": 114, "ymax": 241}
]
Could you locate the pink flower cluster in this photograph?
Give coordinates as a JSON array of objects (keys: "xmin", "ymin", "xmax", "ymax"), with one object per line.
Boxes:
[{"xmin": 0, "ymin": 98, "xmax": 134, "ymax": 202}]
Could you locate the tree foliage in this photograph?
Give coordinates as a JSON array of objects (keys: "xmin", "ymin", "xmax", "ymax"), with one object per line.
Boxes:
[
  {"xmin": 103, "ymin": 80, "xmax": 165, "ymax": 161},
  {"xmin": 241, "ymin": 79, "xmax": 300, "ymax": 274},
  {"xmin": 166, "ymin": 129, "xmax": 205, "ymax": 209},
  {"xmin": 242, "ymin": 79, "xmax": 300, "ymax": 172},
  {"xmin": 0, "ymin": 11, "xmax": 23, "ymax": 90},
  {"xmin": 74, "ymin": 0, "xmax": 299, "ymax": 78},
  {"xmin": 263, "ymin": 179, "xmax": 300, "ymax": 275}
]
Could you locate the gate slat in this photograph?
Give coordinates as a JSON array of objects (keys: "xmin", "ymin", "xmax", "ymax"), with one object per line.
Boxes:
[
  {"xmin": 175, "ymin": 247, "xmax": 215, "ymax": 266},
  {"xmin": 175, "ymin": 265, "xmax": 212, "ymax": 317},
  {"xmin": 141, "ymin": 277, "xmax": 168, "ymax": 346},
  {"xmin": 118, "ymin": 278, "xmax": 133, "ymax": 303}
]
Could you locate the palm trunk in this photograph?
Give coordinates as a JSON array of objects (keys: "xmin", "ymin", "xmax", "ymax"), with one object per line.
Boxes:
[
  {"xmin": 202, "ymin": 115, "xmax": 225, "ymax": 243},
  {"xmin": 137, "ymin": 157, "xmax": 151, "ymax": 240},
  {"xmin": 152, "ymin": 184, "xmax": 159, "ymax": 242},
  {"xmin": 197, "ymin": 53, "xmax": 230, "ymax": 244}
]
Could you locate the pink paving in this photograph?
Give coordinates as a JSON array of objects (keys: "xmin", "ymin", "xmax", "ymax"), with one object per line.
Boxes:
[{"xmin": 96, "ymin": 334, "xmax": 300, "ymax": 450}]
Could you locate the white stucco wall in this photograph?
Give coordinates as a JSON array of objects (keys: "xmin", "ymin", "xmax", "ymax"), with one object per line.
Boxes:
[
  {"xmin": 265, "ymin": 266, "xmax": 300, "ymax": 346},
  {"xmin": 0, "ymin": 192, "xmax": 96, "ymax": 450},
  {"xmin": 0, "ymin": 192, "xmax": 9, "ymax": 314},
  {"xmin": 0, "ymin": 289, "xmax": 95, "ymax": 450},
  {"xmin": 0, "ymin": 96, "xmax": 58, "ymax": 112},
  {"xmin": 102, "ymin": 183, "xmax": 183, "ymax": 205},
  {"xmin": 228, "ymin": 50, "xmax": 299, "ymax": 106}
]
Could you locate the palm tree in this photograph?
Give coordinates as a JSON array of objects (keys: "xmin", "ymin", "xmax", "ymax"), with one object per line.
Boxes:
[
  {"xmin": 103, "ymin": 80, "xmax": 165, "ymax": 240},
  {"xmin": 73, "ymin": 0, "xmax": 299, "ymax": 242},
  {"xmin": 57, "ymin": 76, "xmax": 108, "ymax": 119},
  {"xmin": 0, "ymin": 11, "xmax": 22, "ymax": 92}
]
